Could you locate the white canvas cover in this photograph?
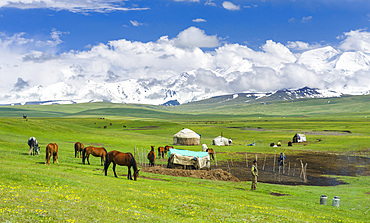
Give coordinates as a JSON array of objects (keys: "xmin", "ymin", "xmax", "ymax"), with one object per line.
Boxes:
[
  {"xmin": 212, "ymin": 136, "xmax": 230, "ymax": 146},
  {"xmin": 168, "ymin": 149, "xmax": 210, "ymax": 169},
  {"xmin": 293, "ymin": 133, "xmax": 307, "ymax": 142},
  {"xmin": 173, "ymin": 128, "xmax": 200, "ymax": 145},
  {"xmin": 202, "ymin": 144, "xmax": 208, "ymax": 152}
]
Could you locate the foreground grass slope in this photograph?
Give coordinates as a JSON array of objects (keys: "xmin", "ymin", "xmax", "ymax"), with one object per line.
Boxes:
[{"xmin": 0, "ymin": 96, "xmax": 369, "ymax": 222}]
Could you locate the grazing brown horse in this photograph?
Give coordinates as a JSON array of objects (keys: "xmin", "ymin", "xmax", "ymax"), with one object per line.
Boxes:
[
  {"xmin": 74, "ymin": 142, "xmax": 84, "ymax": 158},
  {"xmin": 158, "ymin": 146, "xmax": 165, "ymax": 159},
  {"xmin": 147, "ymin": 146, "xmax": 156, "ymax": 167},
  {"xmin": 206, "ymin": 148, "xmax": 215, "ymax": 160},
  {"xmin": 82, "ymin": 146, "xmax": 107, "ymax": 166},
  {"xmin": 45, "ymin": 143, "xmax": 59, "ymax": 165},
  {"xmin": 104, "ymin": 150, "xmax": 140, "ymax": 180},
  {"xmin": 164, "ymin": 145, "xmax": 173, "ymax": 156}
]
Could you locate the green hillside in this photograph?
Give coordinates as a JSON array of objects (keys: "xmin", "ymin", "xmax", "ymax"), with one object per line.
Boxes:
[
  {"xmin": 1, "ymin": 95, "xmax": 368, "ymax": 119},
  {"xmin": 0, "ymin": 96, "xmax": 369, "ymax": 222}
]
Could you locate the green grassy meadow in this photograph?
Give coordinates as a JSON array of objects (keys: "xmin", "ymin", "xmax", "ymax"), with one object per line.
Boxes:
[{"xmin": 0, "ymin": 95, "xmax": 369, "ymax": 222}]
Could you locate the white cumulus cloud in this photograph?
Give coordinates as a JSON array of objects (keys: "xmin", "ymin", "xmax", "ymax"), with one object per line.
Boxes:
[
  {"xmin": 222, "ymin": 1, "xmax": 240, "ymax": 11},
  {"xmin": 338, "ymin": 29, "xmax": 370, "ymax": 53},
  {"xmin": 0, "ymin": 28, "xmax": 369, "ymax": 103},
  {"xmin": 173, "ymin": 26, "xmax": 220, "ymax": 48},
  {"xmin": 0, "ymin": 0, "xmax": 149, "ymax": 13},
  {"xmin": 193, "ymin": 18, "xmax": 207, "ymax": 23}
]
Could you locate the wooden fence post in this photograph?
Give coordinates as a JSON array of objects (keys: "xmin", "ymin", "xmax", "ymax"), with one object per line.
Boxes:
[
  {"xmin": 304, "ymin": 163, "xmax": 308, "ymax": 183},
  {"xmin": 214, "ymin": 152, "xmax": 217, "ymax": 167},
  {"xmin": 262, "ymin": 154, "xmax": 266, "ymax": 171},
  {"xmin": 273, "ymin": 150, "xmax": 276, "ymax": 172},
  {"xmin": 246, "ymin": 153, "xmax": 248, "ymax": 167},
  {"xmin": 137, "ymin": 147, "xmax": 140, "ymax": 165},
  {"xmin": 282, "ymin": 152, "xmax": 285, "ymax": 174},
  {"xmin": 141, "ymin": 148, "xmax": 144, "ymax": 166}
]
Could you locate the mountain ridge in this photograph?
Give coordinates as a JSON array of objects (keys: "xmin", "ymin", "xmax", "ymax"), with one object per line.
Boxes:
[{"xmin": 0, "ymin": 86, "xmax": 353, "ymax": 106}]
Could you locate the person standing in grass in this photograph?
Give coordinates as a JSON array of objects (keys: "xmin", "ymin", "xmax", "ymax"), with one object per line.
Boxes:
[{"xmin": 251, "ymin": 160, "xmax": 258, "ymax": 190}]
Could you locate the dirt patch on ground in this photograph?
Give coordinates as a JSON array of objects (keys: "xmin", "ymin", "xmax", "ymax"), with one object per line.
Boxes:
[
  {"xmin": 141, "ymin": 152, "xmax": 369, "ymax": 186},
  {"xmin": 219, "ymin": 152, "xmax": 369, "ymax": 186},
  {"xmin": 125, "ymin": 126, "xmax": 159, "ymax": 130},
  {"xmin": 270, "ymin": 192, "xmax": 289, "ymax": 196},
  {"xmin": 228, "ymin": 126, "xmax": 266, "ymax": 131},
  {"xmin": 89, "ymin": 143, "xmax": 105, "ymax": 146},
  {"xmin": 304, "ymin": 131, "xmax": 352, "ymax": 136},
  {"xmin": 141, "ymin": 166, "xmax": 239, "ymax": 182}
]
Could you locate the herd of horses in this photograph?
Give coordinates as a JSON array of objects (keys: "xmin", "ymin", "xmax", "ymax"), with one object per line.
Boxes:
[
  {"xmin": 28, "ymin": 137, "xmax": 216, "ymax": 181},
  {"xmin": 28, "ymin": 138, "xmax": 140, "ymax": 181}
]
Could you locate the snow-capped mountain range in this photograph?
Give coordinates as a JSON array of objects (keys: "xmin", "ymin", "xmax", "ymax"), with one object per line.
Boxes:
[{"xmin": 1, "ymin": 42, "xmax": 369, "ymax": 106}]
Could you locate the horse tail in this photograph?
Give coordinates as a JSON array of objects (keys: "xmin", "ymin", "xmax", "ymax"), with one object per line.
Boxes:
[
  {"xmin": 82, "ymin": 148, "xmax": 86, "ymax": 164},
  {"xmin": 45, "ymin": 144, "xmax": 49, "ymax": 161},
  {"xmin": 74, "ymin": 143, "xmax": 78, "ymax": 157},
  {"xmin": 104, "ymin": 152, "xmax": 110, "ymax": 175},
  {"xmin": 102, "ymin": 147, "xmax": 108, "ymax": 155}
]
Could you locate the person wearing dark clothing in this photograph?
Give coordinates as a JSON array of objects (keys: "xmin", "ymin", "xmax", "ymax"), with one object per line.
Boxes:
[{"xmin": 278, "ymin": 152, "xmax": 286, "ymax": 166}]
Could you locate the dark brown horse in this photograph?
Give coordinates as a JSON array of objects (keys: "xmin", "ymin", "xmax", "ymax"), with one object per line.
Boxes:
[
  {"xmin": 104, "ymin": 150, "xmax": 140, "ymax": 180},
  {"xmin": 147, "ymin": 146, "xmax": 156, "ymax": 167},
  {"xmin": 206, "ymin": 148, "xmax": 215, "ymax": 160},
  {"xmin": 158, "ymin": 146, "xmax": 165, "ymax": 159},
  {"xmin": 82, "ymin": 146, "xmax": 107, "ymax": 166},
  {"xmin": 164, "ymin": 145, "xmax": 173, "ymax": 156},
  {"xmin": 74, "ymin": 142, "xmax": 84, "ymax": 158},
  {"xmin": 45, "ymin": 143, "xmax": 59, "ymax": 165}
]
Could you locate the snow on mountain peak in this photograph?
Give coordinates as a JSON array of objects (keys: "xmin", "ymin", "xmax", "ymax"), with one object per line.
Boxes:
[
  {"xmin": 335, "ymin": 51, "xmax": 370, "ymax": 72},
  {"xmin": 297, "ymin": 46, "xmax": 339, "ymax": 72}
]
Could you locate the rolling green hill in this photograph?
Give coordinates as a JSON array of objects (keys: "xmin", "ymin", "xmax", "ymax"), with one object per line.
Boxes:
[
  {"xmin": 0, "ymin": 95, "xmax": 369, "ymax": 222},
  {"xmin": 1, "ymin": 95, "xmax": 369, "ymax": 119}
]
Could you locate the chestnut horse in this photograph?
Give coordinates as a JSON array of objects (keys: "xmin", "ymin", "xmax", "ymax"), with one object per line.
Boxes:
[
  {"xmin": 158, "ymin": 146, "xmax": 165, "ymax": 159},
  {"xmin": 104, "ymin": 151, "xmax": 140, "ymax": 180},
  {"xmin": 82, "ymin": 146, "xmax": 107, "ymax": 166},
  {"xmin": 206, "ymin": 148, "xmax": 215, "ymax": 160},
  {"xmin": 147, "ymin": 146, "xmax": 156, "ymax": 167},
  {"xmin": 74, "ymin": 142, "xmax": 84, "ymax": 158},
  {"xmin": 164, "ymin": 145, "xmax": 173, "ymax": 156},
  {"xmin": 45, "ymin": 143, "xmax": 59, "ymax": 165}
]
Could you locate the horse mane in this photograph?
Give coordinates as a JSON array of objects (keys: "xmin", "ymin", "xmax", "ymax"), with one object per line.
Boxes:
[{"xmin": 128, "ymin": 153, "xmax": 138, "ymax": 172}]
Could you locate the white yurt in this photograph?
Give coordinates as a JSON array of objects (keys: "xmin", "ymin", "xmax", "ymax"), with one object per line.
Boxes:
[
  {"xmin": 173, "ymin": 128, "xmax": 200, "ymax": 145},
  {"xmin": 212, "ymin": 136, "xmax": 230, "ymax": 146}
]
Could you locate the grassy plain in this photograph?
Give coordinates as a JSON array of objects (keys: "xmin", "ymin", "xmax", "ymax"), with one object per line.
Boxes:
[{"xmin": 0, "ymin": 95, "xmax": 369, "ymax": 222}]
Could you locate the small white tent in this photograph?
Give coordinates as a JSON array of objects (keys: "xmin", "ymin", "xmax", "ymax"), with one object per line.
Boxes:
[
  {"xmin": 293, "ymin": 133, "xmax": 306, "ymax": 143},
  {"xmin": 173, "ymin": 128, "xmax": 200, "ymax": 145},
  {"xmin": 212, "ymin": 136, "xmax": 230, "ymax": 146}
]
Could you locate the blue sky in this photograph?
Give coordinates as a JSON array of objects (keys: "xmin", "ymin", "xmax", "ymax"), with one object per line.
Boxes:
[
  {"xmin": 1, "ymin": 0, "xmax": 369, "ymax": 52},
  {"xmin": 0, "ymin": 0, "xmax": 370, "ymax": 103}
]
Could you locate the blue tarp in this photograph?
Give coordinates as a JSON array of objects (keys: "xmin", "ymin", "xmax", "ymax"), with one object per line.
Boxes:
[{"xmin": 169, "ymin": 149, "xmax": 209, "ymax": 158}]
